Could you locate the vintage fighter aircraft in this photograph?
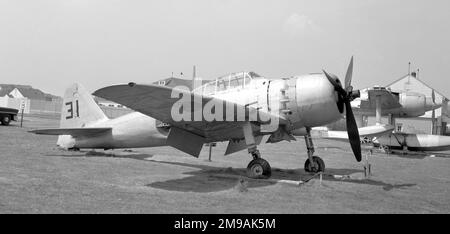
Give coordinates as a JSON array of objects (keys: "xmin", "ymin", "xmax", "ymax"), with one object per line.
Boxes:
[
  {"xmin": 89, "ymin": 58, "xmax": 363, "ymax": 178},
  {"xmin": 32, "ymin": 58, "xmax": 369, "ymax": 178}
]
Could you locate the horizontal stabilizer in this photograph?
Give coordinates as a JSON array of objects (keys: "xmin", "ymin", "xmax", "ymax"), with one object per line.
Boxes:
[{"xmin": 29, "ymin": 128, "xmax": 112, "ymax": 137}]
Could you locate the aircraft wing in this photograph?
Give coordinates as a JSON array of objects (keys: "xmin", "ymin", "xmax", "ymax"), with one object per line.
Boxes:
[
  {"xmin": 93, "ymin": 84, "xmax": 286, "ymax": 141},
  {"xmin": 313, "ymin": 124, "xmax": 394, "ymax": 142},
  {"xmin": 29, "ymin": 128, "xmax": 112, "ymax": 137},
  {"xmin": 358, "ymin": 89, "xmax": 402, "ymax": 110}
]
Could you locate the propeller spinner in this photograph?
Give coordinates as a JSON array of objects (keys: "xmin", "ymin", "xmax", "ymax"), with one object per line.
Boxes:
[{"xmin": 323, "ymin": 57, "xmax": 362, "ymax": 162}]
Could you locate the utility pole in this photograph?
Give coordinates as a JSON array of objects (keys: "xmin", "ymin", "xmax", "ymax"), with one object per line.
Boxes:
[{"xmin": 19, "ymin": 99, "xmax": 26, "ymax": 128}]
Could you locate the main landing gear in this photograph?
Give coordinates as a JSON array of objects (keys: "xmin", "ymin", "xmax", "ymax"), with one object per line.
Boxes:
[
  {"xmin": 304, "ymin": 128, "xmax": 325, "ymax": 173},
  {"xmin": 246, "ymin": 148, "xmax": 272, "ymax": 179},
  {"xmin": 242, "ymin": 124, "xmax": 325, "ymax": 179},
  {"xmin": 243, "ymin": 123, "xmax": 272, "ymax": 179}
]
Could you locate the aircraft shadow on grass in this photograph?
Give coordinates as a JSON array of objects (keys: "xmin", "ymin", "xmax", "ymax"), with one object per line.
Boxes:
[
  {"xmin": 394, "ymin": 154, "xmax": 429, "ymax": 160},
  {"xmin": 144, "ymin": 160, "xmax": 416, "ymax": 193},
  {"xmin": 45, "ymin": 151, "xmax": 416, "ymax": 193},
  {"xmin": 44, "ymin": 150, "xmax": 156, "ymax": 161}
]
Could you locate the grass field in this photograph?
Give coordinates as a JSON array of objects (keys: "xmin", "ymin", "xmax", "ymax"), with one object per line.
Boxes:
[{"xmin": 0, "ymin": 115, "xmax": 449, "ymax": 213}]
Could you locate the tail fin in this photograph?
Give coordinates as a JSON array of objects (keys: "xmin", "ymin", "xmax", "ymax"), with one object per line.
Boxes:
[{"xmin": 60, "ymin": 83, "xmax": 108, "ymax": 128}]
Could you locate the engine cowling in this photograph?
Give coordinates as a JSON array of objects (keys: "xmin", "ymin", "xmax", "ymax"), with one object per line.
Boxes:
[
  {"xmin": 397, "ymin": 92, "xmax": 428, "ymax": 117},
  {"xmin": 280, "ymin": 74, "xmax": 343, "ymax": 131}
]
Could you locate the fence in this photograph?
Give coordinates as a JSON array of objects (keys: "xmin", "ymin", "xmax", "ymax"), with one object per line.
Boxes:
[{"xmin": 29, "ymin": 99, "xmax": 63, "ymax": 114}]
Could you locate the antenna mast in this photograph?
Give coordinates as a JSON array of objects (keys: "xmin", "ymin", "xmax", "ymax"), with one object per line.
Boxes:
[{"xmin": 407, "ymin": 62, "xmax": 411, "ymax": 83}]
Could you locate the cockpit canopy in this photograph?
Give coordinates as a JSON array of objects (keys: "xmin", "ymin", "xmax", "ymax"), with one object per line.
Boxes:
[{"xmin": 195, "ymin": 71, "xmax": 262, "ymax": 95}]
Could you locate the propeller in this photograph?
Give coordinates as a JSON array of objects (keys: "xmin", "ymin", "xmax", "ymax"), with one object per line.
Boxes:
[{"xmin": 323, "ymin": 57, "xmax": 362, "ymax": 162}]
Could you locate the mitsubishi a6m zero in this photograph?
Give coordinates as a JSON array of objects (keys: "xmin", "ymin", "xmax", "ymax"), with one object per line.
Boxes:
[{"xmin": 89, "ymin": 58, "xmax": 362, "ymax": 178}]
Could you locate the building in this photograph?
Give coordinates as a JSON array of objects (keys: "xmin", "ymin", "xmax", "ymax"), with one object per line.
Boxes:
[{"xmin": 0, "ymin": 84, "xmax": 63, "ymax": 114}]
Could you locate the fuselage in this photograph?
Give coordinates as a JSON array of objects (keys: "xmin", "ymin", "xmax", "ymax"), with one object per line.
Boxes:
[
  {"xmin": 59, "ymin": 112, "xmax": 168, "ymax": 149},
  {"xmin": 196, "ymin": 72, "xmax": 343, "ymax": 135},
  {"xmin": 374, "ymin": 133, "xmax": 450, "ymax": 151},
  {"xmin": 64, "ymin": 72, "xmax": 343, "ymax": 149}
]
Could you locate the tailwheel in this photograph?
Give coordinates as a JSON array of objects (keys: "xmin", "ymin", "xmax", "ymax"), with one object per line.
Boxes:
[
  {"xmin": 247, "ymin": 158, "xmax": 272, "ymax": 179},
  {"xmin": 304, "ymin": 156, "xmax": 325, "ymax": 173}
]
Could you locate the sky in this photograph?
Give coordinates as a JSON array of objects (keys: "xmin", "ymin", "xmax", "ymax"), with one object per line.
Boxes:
[{"xmin": 0, "ymin": 0, "xmax": 449, "ymax": 97}]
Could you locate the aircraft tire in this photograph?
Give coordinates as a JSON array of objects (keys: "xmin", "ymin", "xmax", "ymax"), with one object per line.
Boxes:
[
  {"xmin": 247, "ymin": 158, "xmax": 272, "ymax": 179},
  {"xmin": 304, "ymin": 156, "xmax": 325, "ymax": 173}
]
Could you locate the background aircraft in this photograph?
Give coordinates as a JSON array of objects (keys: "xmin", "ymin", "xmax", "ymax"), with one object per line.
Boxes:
[
  {"xmin": 368, "ymin": 89, "xmax": 450, "ymax": 153},
  {"xmin": 327, "ymin": 86, "xmax": 441, "ymax": 130},
  {"xmin": 327, "ymin": 86, "xmax": 450, "ymax": 153},
  {"xmin": 353, "ymin": 86, "xmax": 440, "ymax": 125}
]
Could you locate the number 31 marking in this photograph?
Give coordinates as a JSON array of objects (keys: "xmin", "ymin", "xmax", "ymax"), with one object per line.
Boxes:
[{"xmin": 66, "ymin": 100, "xmax": 79, "ymax": 119}]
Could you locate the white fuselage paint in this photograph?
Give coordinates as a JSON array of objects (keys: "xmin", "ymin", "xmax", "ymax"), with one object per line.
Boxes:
[
  {"xmin": 375, "ymin": 133, "xmax": 450, "ymax": 151},
  {"xmin": 292, "ymin": 74, "xmax": 343, "ymax": 128},
  {"xmin": 65, "ymin": 73, "xmax": 343, "ymax": 149},
  {"xmin": 60, "ymin": 112, "xmax": 168, "ymax": 149},
  {"xmin": 200, "ymin": 74, "xmax": 343, "ymax": 133}
]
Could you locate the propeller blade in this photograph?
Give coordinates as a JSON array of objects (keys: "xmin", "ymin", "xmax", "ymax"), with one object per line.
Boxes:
[
  {"xmin": 323, "ymin": 70, "xmax": 346, "ymax": 96},
  {"xmin": 344, "ymin": 56, "xmax": 354, "ymax": 90},
  {"xmin": 324, "ymin": 57, "xmax": 361, "ymax": 161},
  {"xmin": 345, "ymin": 100, "xmax": 362, "ymax": 162}
]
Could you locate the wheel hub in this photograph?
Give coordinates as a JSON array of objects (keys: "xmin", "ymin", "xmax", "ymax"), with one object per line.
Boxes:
[
  {"xmin": 309, "ymin": 161, "xmax": 318, "ymax": 171},
  {"xmin": 251, "ymin": 164, "xmax": 264, "ymax": 176}
]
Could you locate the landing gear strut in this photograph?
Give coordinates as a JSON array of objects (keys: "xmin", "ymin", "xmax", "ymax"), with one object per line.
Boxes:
[
  {"xmin": 243, "ymin": 123, "xmax": 272, "ymax": 179},
  {"xmin": 304, "ymin": 128, "xmax": 325, "ymax": 173}
]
